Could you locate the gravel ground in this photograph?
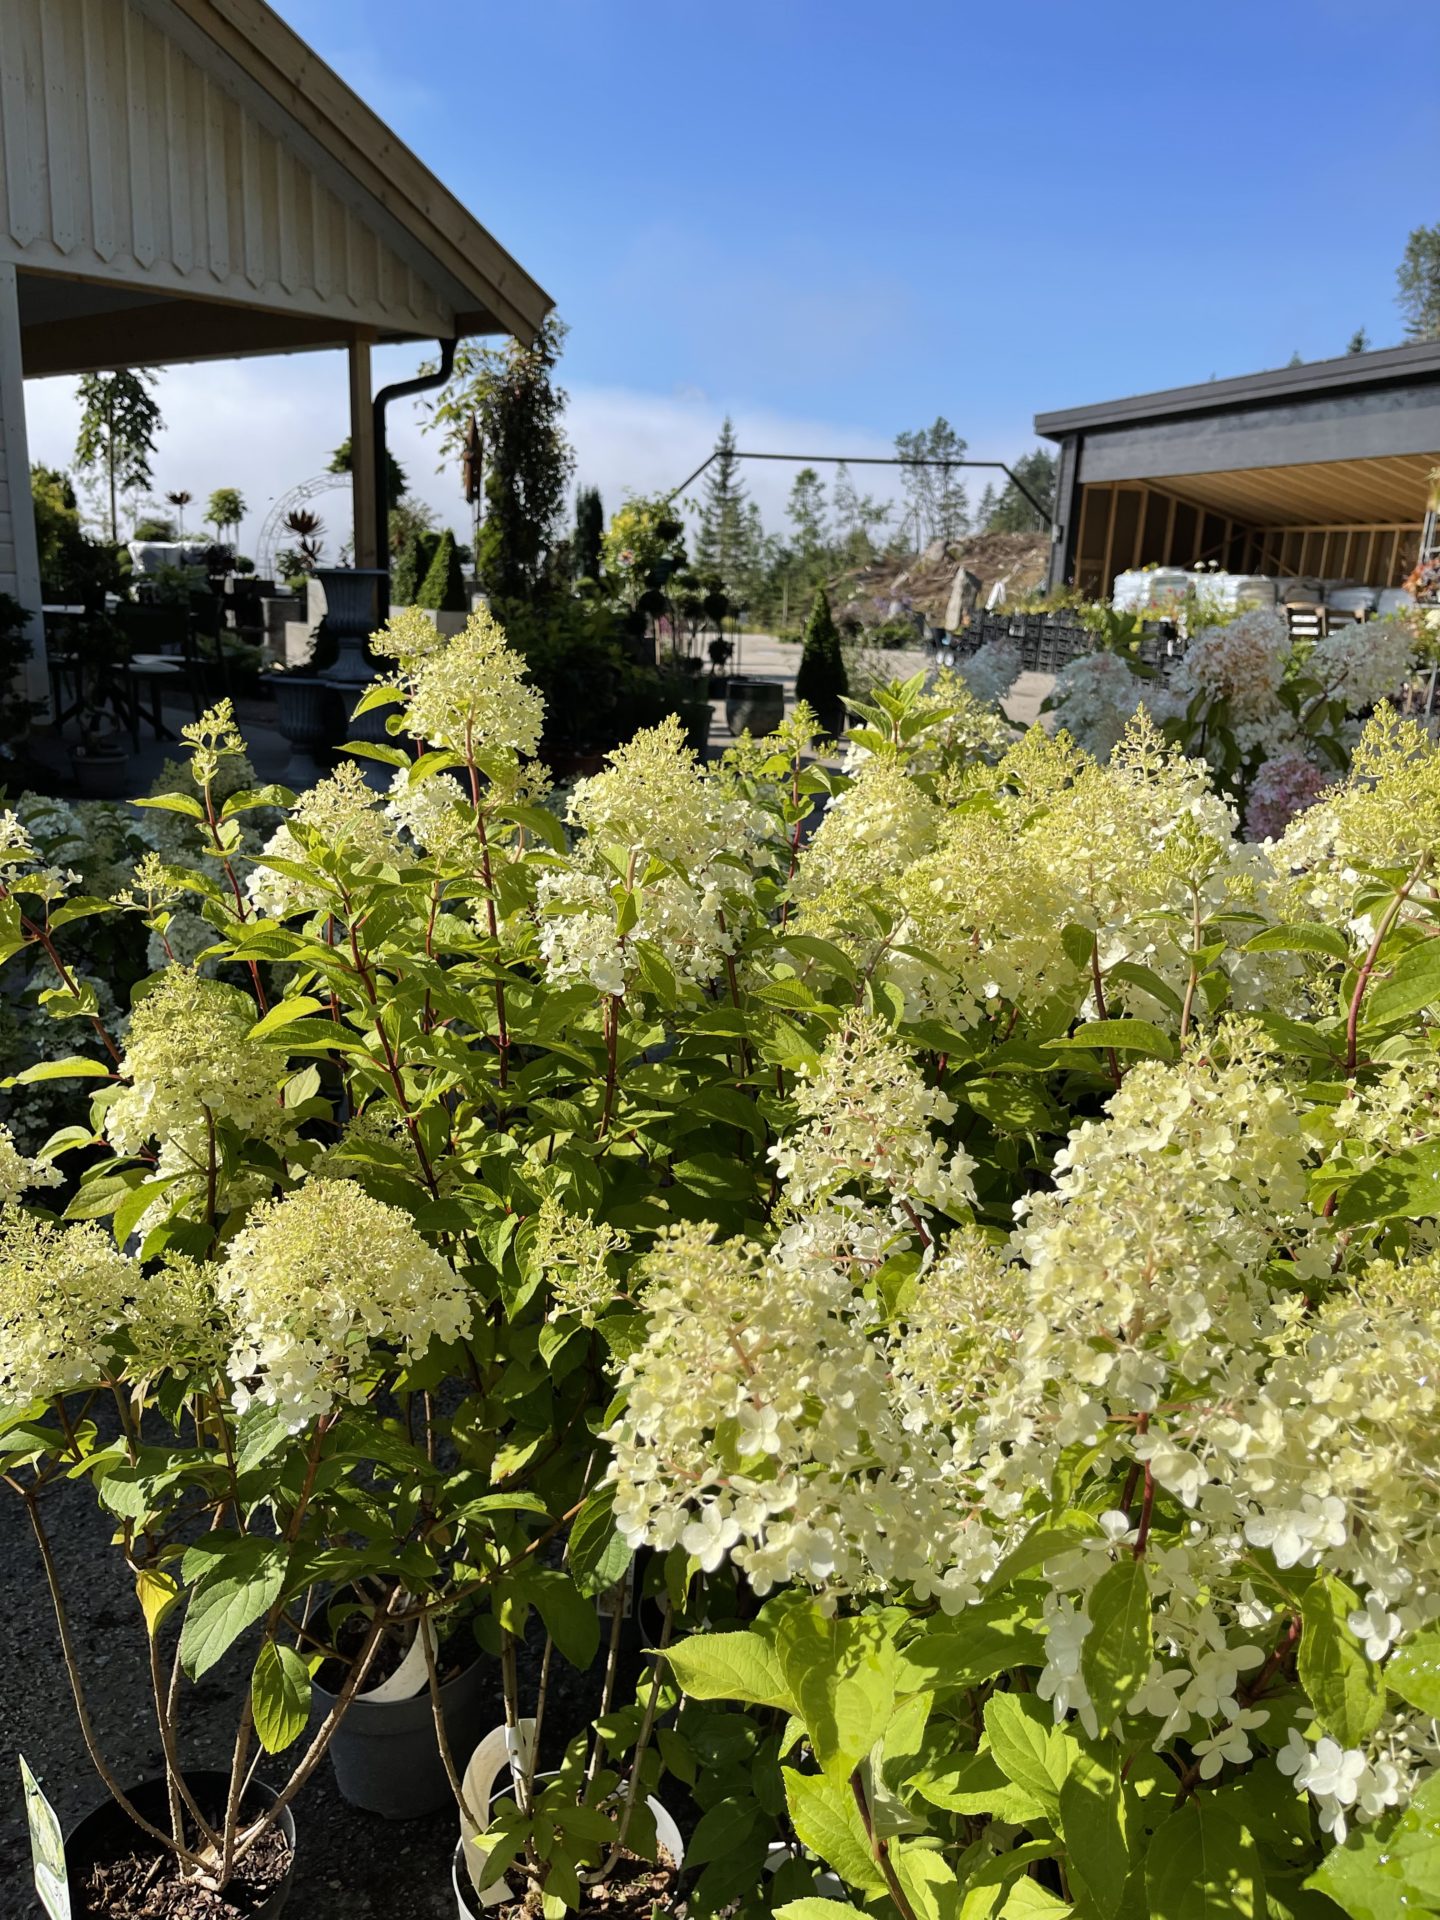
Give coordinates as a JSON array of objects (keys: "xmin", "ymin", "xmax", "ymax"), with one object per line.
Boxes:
[{"xmin": 0, "ymin": 1452, "xmax": 612, "ymax": 1920}]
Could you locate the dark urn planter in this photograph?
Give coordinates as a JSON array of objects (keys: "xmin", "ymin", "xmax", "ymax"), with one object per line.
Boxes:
[
  {"xmin": 272, "ymin": 675, "xmax": 342, "ymax": 787},
  {"xmin": 312, "ymin": 1652, "xmax": 491, "ymax": 1821},
  {"xmin": 65, "ymin": 1770, "xmax": 296, "ymax": 1917},
  {"xmin": 314, "ymin": 568, "xmax": 387, "ymax": 689},
  {"xmin": 724, "ymin": 675, "xmax": 785, "ymax": 739}
]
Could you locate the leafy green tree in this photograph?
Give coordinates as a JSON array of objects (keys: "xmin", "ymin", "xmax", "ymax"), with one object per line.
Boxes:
[
  {"xmin": 1397, "ymin": 224, "xmax": 1440, "ymax": 341},
  {"xmin": 330, "ymin": 436, "xmax": 407, "ymax": 506},
  {"xmin": 31, "ymin": 467, "xmax": 82, "ymax": 581},
  {"xmin": 573, "ymin": 486, "xmax": 605, "ymax": 582},
  {"xmin": 423, "ymin": 315, "xmax": 574, "ymax": 602},
  {"xmin": 794, "ymin": 584, "xmax": 848, "ymax": 735},
  {"xmin": 896, "ymin": 417, "xmax": 969, "ymax": 546},
  {"xmin": 73, "ymin": 369, "xmax": 163, "ymax": 543},
  {"xmin": 989, "ymin": 448, "xmax": 1057, "ymax": 534},
  {"xmin": 976, "ymin": 480, "xmax": 999, "ymax": 529},
  {"xmin": 1346, "ymin": 327, "xmax": 1371, "ymax": 355},
  {"xmin": 602, "ymin": 495, "xmax": 687, "ymax": 610},
  {"xmin": 831, "ymin": 461, "xmax": 891, "ymax": 563},
  {"xmin": 417, "ymin": 528, "xmax": 466, "ymax": 611},
  {"xmin": 0, "ymin": 591, "xmax": 43, "ymax": 748},
  {"xmin": 387, "ymin": 495, "xmax": 435, "ymax": 561},
  {"xmin": 694, "ymin": 417, "xmax": 751, "ymax": 584},
  {"xmin": 206, "ymin": 488, "xmax": 247, "ymax": 546},
  {"xmin": 787, "ymin": 467, "xmax": 829, "ymax": 568}
]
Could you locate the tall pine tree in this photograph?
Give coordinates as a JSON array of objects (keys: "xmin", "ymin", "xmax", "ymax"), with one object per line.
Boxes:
[
  {"xmin": 694, "ymin": 418, "xmax": 750, "ymax": 587},
  {"xmin": 989, "ymin": 449, "xmax": 1057, "ymax": 534}
]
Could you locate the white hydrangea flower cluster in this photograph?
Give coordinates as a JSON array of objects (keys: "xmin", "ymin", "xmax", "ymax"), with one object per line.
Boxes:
[
  {"xmin": 1276, "ymin": 705, "xmax": 1440, "ymax": 939},
  {"xmin": 538, "ymin": 716, "xmax": 771, "ymax": 998},
  {"xmin": 877, "ymin": 717, "xmax": 1251, "ymax": 1028},
  {"xmin": 107, "ymin": 968, "xmax": 283, "ymax": 1171},
  {"xmin": 385, "ymin": 766, "xmax": 474, "ymax": 860},
  {"xmin": 0, "ymin": 1208, "xmax": 140, "ymax": 1405},
  {"xmin": 1, "ymin": 803, "xmax": 79, "ymax": 902},
  {"xmin": 1277, "ymin": 1727, "xmax": 1407, "ymax": 1844},
  {"xmin": 769, "ymin": 1013, "xmax": 976, "ymax": 1223},
  {"xmin": 607, "ymin": 1225, "xmax": 990, "ymax": 1597},
  {"xmin": 1306, "ymin": 616, "xmax": 1415, "ymax": 714},
  {"xmin": 217, "ymin": 1180, "xmax": 472, "ymax": 1429},
  {"xmin": 530, "ymin": 1194, "xmax": 630, "ymax": 1326},
  {"xmin": 402, "ymin": 608, "xmax": 545, "ymax": 764},
  {"xmin": 794, "ymin": 755, "xmax": 944, "ymax": 962},
  {"xmin": 248, "ymin": 762, "xmax": 401, "ymax": 917},
  {"xmin": 608, "ymin": 1024, "xmax": 1440, "ymax": 1832},
  {"xmin": 1171, "ymin": 607, "xmax": 1291, "ymax": 724},
  {"xmin": 0, "ymin": 1122, "xmax": 60, "ymax": 1205}
]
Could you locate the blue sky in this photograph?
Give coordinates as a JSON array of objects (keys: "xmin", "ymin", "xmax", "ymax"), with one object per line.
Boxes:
[
  {"xmin": 272, "ymin": 0, "xmax": 1439, "ymax": 425},
  {"xmin": 25, "ymin": 0, "xmax": 1440, "ymax": 544}
]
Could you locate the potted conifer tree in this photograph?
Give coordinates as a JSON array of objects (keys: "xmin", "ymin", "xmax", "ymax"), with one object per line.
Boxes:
[{"xmin": 793, "ymin": 583, "xmax": 848, "ymax": 737}]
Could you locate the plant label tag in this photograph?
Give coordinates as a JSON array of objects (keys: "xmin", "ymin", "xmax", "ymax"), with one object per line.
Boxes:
[{"xmin": 20, "ymin": 1755, "xmax": 71, "ymax": 1920}]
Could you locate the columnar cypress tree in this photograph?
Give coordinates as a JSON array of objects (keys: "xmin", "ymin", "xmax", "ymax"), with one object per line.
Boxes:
[
  {"xmin": 574, "ymin": 486, "xmax": 604, "ymax": 582},
  {"xmin": 417, "ymin": 529, "xmax": 466, "ymax": 612},
  {"xmin": 391, "ymin": 530, "xmax": 423, "ymax": 605},
  {"xmin": 794, "ymin": 584, "xmax": 848, "ymax": 737}
]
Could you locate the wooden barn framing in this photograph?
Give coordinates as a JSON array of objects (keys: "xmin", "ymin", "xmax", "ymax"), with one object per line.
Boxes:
[{"xmin": 1036, "ymin": 343, "xmax": 1440, "ymax": 596}]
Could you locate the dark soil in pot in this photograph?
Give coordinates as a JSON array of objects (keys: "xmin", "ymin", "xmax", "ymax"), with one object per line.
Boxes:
[
  {"xmin": 66, "ymin": 1770, "xmax": 294, "ymax": 1920},
  {"xmin": 451, "ymin": 1843, "xmax": 681, "ymax": 1920}
]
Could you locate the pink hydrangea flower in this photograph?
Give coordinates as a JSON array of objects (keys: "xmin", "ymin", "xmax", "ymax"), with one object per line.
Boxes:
[{"xmin": 1245, "ymin": 752, "xmax": 1329, "ymax": 840}]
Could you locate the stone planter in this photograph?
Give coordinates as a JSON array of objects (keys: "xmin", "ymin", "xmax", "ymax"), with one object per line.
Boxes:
[{"xmin": 724, "ymin": 675, "xmax": 785, "ymax": 738}]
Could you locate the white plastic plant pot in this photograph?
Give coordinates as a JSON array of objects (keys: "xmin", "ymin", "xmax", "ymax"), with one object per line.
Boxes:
[
  {"xmin": 764, "ymin": 1844, "xmax": 847, "ymax": 1902},
  {"xmin": 452, "ymin": 1721, "xmax": 684, "ymax": 1916}
]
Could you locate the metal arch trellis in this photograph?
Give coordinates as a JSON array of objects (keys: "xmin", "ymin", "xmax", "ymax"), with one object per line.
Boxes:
[{"xmin": 254, "ymin": 473, "xmax": 350, "ymax": 581}]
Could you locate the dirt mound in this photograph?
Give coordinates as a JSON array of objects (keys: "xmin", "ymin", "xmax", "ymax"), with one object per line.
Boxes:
[{"xmin": 833, "ymin": 530, "xmax": 1051, "ymax": 629}]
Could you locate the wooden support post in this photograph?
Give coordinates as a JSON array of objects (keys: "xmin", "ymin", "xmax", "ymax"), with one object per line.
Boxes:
[
  {"xmin": 348, "ymin": 332, "xmax": 378, "ymax": 569},
  {"xmin": 0, "ymin": 263, "xmax": 48, "ymax": 721}
]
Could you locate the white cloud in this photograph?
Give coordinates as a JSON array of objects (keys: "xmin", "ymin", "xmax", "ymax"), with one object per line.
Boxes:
[{"xmin": 21, "ymin": 348, "xmax": 1031, "ymax": 564}]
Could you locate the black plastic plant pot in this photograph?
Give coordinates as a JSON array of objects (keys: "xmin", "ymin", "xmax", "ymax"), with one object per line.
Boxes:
[
  {"xmin": 313, "ymin": 1653, "xmax": 491, "ymax": 1820},
  {"xmin": 64, "ymin": 1770, "xmax": 295, "ymax": 1917}
]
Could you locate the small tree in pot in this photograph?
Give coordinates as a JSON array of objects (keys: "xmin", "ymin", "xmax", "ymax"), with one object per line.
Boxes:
[{"xmin": 794, "ymin": 584, "xmax": 848, "ymax": 737}]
